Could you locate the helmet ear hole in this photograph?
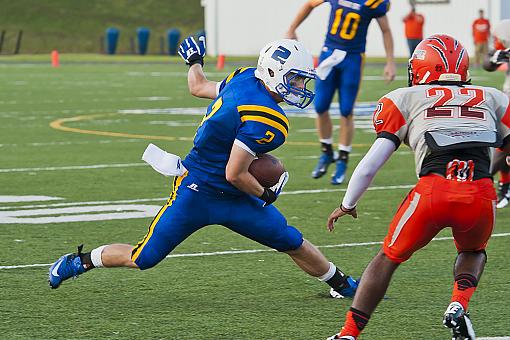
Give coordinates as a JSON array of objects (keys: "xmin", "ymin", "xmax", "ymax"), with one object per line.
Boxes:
[{"xmin": 268, "ymin": 69, "xmax": 275, "ymax": 77}]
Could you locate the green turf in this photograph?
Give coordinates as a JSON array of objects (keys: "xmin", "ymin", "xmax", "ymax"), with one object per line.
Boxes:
[{"xmin": 0, "ymin": 57, "xmax": 508, "ymax": 339}]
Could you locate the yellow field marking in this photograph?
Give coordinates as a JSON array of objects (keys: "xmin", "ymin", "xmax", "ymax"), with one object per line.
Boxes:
[
  {"xmin": 49, "ymin": 113, "xmax": 191, "ymax": 142},
  {"xmin": 49, "ymin": 113, "xmax": 371, "ymax": 147}
]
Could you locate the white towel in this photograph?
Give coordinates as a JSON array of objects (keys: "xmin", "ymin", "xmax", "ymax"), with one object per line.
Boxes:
[
  {"xmin": 142, "ymin": 143, "xmax": 187, "ymax": 177},
  {"xmin": 316, "ymin": 49, "xmax": 347, "ymax": 80}
]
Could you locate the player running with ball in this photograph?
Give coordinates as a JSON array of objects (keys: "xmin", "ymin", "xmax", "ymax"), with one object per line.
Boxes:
[{"xmin": 48, "ymin": 37, "xmax": 358, "ymax": 301}]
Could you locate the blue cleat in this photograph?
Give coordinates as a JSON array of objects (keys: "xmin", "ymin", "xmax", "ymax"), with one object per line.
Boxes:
[
  {"xmin": 331, "ymin": 159, "xmax": 347, "ymax": 185},
  {"xmin": 329, "ymin": 276, "xmax": 359, "ymax": 298},
  {"xmin": 312, "ymin": 152, "xmax": 335, "ymax": 178},
  {"xmin": 48, "ymin": 245, "xmax": 86, "ymax": 289}
]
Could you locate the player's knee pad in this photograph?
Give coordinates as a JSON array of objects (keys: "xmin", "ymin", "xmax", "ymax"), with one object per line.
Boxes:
[
  {"xmin": 132, "ymin": 250, "xmax": 162, "ymax": 270},
  {"xmin": 339, "ymin": 104, "xmax": 354, "ymax": 118},
  {"xmin": 272, "ymin": 225, "xmax": 303, "ymax": 252},
  {"xmin": 132, "ymin": 242, "xmax": 177, "ymax": 270},
  {"xmin": 382, "ymin": 246, "xmax": 412, "ymax": 264},
  {"xmin": 314, "ymin": 98, "xmax": 331, "ymax": 115}
]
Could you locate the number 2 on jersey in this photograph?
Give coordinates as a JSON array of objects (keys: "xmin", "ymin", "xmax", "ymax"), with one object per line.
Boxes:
[
  {"xmin": 330, "ymin": 9, "xmax": 361, "ymax": 40},
  {"xmin": 199, "ymin": 97, "xmax": 223, "ymax": 127}
]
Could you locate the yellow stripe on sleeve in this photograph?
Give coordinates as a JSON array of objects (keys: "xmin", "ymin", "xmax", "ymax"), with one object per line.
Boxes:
[
  {"xmin": 370, "ymin": 0, "xmax": 384, "ymax": 9},
  {"xmin": 240, "ymin": 115, "xmax": 288, "ymax": 138},
  {"xmin": 237, "ymin": 105, "xmax": 290, "ymax": 128},
  {"xmin": 225, "ymin": 67, "xmax": 251, "ymax": 84}
]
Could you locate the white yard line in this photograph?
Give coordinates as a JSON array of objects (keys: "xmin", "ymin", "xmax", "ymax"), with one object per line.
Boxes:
[
  {"xmin": 0, "ymin": 163, "xmax": 147, "ymax": 173},
  {"xmin": 1, "ymin": 232, "xmax": 509, "ymax": 270},
  {"xmin": 0, "ymin": 184, "xmax": 413, "ymax": 211},
  {"xmin": 0, "ymin": 147, "xmax": 413, "ymax": 173}
]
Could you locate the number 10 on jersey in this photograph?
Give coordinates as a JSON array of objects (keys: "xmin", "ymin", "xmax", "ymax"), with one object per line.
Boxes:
[{"xmin": 330, "ymin": 9, "xmax": 361, "ymax": 40}]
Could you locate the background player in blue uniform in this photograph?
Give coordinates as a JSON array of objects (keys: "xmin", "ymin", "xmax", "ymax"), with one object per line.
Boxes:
[
  {"xmin": 48, "ymin": 37, "xmax": 358, "ymax": 300},
  {"xmin": 286, "ymin": 0, "xmax": 396, "ymax": 184}
]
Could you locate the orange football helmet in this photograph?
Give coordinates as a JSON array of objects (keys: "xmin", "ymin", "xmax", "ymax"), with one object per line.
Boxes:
[{"xmin": 408, "ymin": 34, "xmax": 469, "ymax": 86}]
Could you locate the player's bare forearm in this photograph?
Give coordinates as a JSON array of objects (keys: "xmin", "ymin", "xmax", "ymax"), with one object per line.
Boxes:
[
  {"xmin": 285, "ymin": 0, "xmax": 322, "ymax": 39},
  {"xmin": 187, "ymin": 64, "xmax": 218, "ymax": 99},
  {"xmin": 227, "ymin": 170, "xmax": 264, "ymax": 197},
  {"xmin": 226, "ymin": 144, "xmax": 264, "ymax": 197},
  {"xmin": 377, "ymin": 16, "xmax": 396, "ymax": 83}
]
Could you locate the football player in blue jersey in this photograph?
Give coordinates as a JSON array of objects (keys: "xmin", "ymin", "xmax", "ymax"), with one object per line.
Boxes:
[
  {"xmin": 286, "ymin": 0, "xmax": 396, "ymax": 184},
  {"xmin": 48, "ymin": 37, "xmax": 359, "ymax": 301}
]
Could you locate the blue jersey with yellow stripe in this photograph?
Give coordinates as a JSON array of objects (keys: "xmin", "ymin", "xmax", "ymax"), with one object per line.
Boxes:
[
  {"xmin": 182, "ymin": 67, "xmax": 289, "ymax": 195},
  {"xmin": 324, "ymin": 0, "xmax": 390, "ymax": 53}
]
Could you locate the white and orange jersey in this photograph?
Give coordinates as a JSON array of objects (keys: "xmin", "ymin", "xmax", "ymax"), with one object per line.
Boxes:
[{"xmin": 373, "ymin": 84, "xmax": 510, "ymax": 177}]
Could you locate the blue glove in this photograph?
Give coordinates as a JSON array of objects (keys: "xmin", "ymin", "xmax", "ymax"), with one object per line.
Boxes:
[{"xmin": 178, "ymin": 35, "xmax": 206, "ymax": 67}]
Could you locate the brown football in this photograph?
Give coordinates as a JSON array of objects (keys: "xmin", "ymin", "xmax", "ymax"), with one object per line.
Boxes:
[{"xmin": 248, "ymin": 154, "xmax": 285, "ymax": 187}]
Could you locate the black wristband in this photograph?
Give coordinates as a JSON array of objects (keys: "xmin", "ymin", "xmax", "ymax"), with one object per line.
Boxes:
[
  {"xmin": 259, "ymin": 188, "xmax": 277, "ymax": 206},
  {"xmin": 340, "ymin": 204, "xmax": 355, "ymax": 213},
  {"xmin": 187, "ymin": 54, "xmax": 204, "ymax": 67}
]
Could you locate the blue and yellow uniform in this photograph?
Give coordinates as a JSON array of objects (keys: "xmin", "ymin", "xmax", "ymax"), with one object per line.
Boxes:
[
  {"xmin": 131, "ymin": 68, "xmax": 303, "ymax": 270},
  {"xmin": 315, "ymin": 0, "xmax": 390, "ymax": 116}
]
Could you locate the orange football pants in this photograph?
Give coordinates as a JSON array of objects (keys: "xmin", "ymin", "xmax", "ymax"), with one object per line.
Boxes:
[{"xmin": 383, "ymin": 174, "xmax": 496, "ymax": 263}]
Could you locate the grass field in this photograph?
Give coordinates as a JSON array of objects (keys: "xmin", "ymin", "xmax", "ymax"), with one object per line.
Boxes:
[{"xmin": 0, "ymin": 56, "xmax": 509, "ymax": 339}]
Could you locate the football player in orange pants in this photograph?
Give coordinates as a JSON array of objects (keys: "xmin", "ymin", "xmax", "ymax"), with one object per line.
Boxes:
[{"xmin": 327, "ymin": 35, "xmax": 510, "ymax": 340}]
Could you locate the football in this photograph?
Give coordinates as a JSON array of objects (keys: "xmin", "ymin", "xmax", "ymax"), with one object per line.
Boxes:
[{"xmin": 248, "ymin": 154, "xmax": 285, "ymax": 187}]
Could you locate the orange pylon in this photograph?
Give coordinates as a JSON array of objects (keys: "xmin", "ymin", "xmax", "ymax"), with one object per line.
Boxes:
[
  {"xmin": 216, "ymin": 55, "xmax": 225, "ymax": 70},
  {"xmin": 51, "ymin": 50, "xmax": 60, "ymax": 67}
]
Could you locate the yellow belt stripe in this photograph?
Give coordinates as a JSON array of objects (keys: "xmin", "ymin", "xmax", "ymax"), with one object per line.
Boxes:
[
  {"xmin": 365, "ymin": 0, "xmax": 377, "ymax": 7},
  {"xmin": 240, "ymin": 115, "xmax": 288, "ymax": 138},
  {"xmin": 131, "ymin": 172, "xmax": 188, "ymax": 262},
  {"xmin": 237, "ymin": 105, "xmax": 290, "ymax": 128}
]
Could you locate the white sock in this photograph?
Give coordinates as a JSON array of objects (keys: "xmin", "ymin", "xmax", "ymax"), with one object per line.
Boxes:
[
  {"xmin": 91, "ymin": 245, "xmax": 107, "ymax": 268},
  {"xmin": 339, "ymin": 144, "xmax": 352, "ymax": 153},
  {"xmin": 320, "ymin": 138, "xmax": 333, "ymax": 145},
  {"xmin": 317, "ymin": 262, "xmax": 336, "ymax": 281}
]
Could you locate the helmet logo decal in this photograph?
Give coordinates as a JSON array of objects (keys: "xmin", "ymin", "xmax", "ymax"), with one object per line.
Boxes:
[
  {"xmin": 413, "ymin": 49, "xmax": 426, "ymax": 60},
  {"xmin": 271, "ymin": 46, "xmax": 291, "ymax": 64}
]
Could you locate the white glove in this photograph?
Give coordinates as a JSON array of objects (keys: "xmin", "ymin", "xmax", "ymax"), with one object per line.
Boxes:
[
  {"xmin": 260, "ymin": 172, "xmax": 289, "ymax": 207},
  {"xmin": 490, "ymin": 49, "xmax": 510, "ymax": 65},
  {"xmin": 270, "ymin": 171, "xmax": 289, "ymax": 196}
]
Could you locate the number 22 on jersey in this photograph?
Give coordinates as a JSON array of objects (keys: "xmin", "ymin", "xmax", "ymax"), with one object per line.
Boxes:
[{"xmin": 425, "ymin": 87, "xmax": 486, "ymax": 120}]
